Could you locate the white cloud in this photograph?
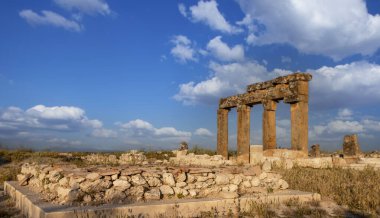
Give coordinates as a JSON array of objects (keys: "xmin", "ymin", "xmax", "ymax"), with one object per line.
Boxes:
[
  {"xmin": 19, "ymin": 10, "xmax": 82, "ymax": 32},
  {"xmin": 54, "ymin": 0, "xmax": 111, "ymax": 16},
  {"xmin": 237, "ymin": 0, "xmax": 380, "ymax": 60},
  {"xmin": 185, "ymin": 0, "xmax": 242, "ymax": 34},
  {"xmin": 175, "ymin": 60, "xmax": 380, "ymax": 109},
  {"xmin": 91, "ymin": 128, "xmax": 117, "ymax": 138},
  {"xmin": 26, "ymin": 105, "xmax": 85, "ymax": 120},
  {"xmin": 0, "ymin": 105, "xmax": 102, "ymax": 132},
  {"xmin": 206, "ymin": 36, "xmax": 244, "ymax": 62},
  {"xmin": 310, "ymin": 61, "xmax": 380, "ymax": 108},
  {"xmin": 119, "ymin": 119, "xmax": 191, "ymax": 144},
  {"xmin": 178, "ymin": 3, "xmax": 187, "ymax": 18},
  {"xmin": 174, "ymin": 60, "xmax": 274, "ymax": 105},
  {"xmin": 281, "ymin": 56, "xmax": 292, "ymax": 63},
  {"xmin": 170, "ymin": 35, "xmax": 197, "ymax": 63},
  {"xmin": 362, "ymin": 119, "xmax": 380, "ymax": 132},
  {"xmin": 194, "ymin": 128, "xmax": 213, "ymax": 137},
  {"xmin": 337, "ymin": 108, "xmax": 353, "ymax": 119}
]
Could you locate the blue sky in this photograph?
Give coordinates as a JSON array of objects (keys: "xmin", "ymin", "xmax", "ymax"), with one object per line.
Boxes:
[{"xmin": 1, "ymin": 0, "xmax": 380, "ymax": 151}]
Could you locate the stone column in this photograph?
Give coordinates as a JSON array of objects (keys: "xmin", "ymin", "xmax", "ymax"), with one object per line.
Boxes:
[
  {"xmin": 217, "ymin": 108, "xmax": 229, "ymax": 159},
  {"xmin": 291, "ymin": 100, "xmax": 308, "ymax": 154},
  {"xmin": 237, "ymin": 104, "xmax": 251, "ymax": 163},
  {"xmin": 263, "ymin": 100, "xmax": 277, "ymax": 150}
]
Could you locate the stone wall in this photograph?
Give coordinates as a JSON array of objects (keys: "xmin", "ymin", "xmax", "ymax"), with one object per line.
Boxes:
[
  {"xmin": 169, "ymin": 150, "xmax": 235, "ymax": 167},
  {"xmin": 81, "ymin": 150, "xmax": 150, "ymax": 165},
  {"xmin": 17, "ymin": 163, "xmax": 289, "ymax": 205}
]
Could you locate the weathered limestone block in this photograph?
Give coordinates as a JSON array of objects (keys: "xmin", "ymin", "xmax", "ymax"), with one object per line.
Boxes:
[
  {"xmin": 104, "ymin": 188, "xmax": 126, "ymax": 202},
  {"xmin": 162, "ymin": 173, "xmax": 176, "ymax": 186},
  {"xmin": 113, "ymin": 179, "xmax": 131, "ymax": 191},
  {"xmin": 144, "ymin": 188, "xmax": 161, "ymax": 200},
  {"xmin": 131, "ymin": 174, "xmax": 147, "ymax": 186},
  {"xmin": 215, "ymin": 174, "xmax": 229, "ymax": 185},
  {"xmin": 86, "ymin": 172, "xmax": 101, "ymax": 181},
  {"xmin": 343, "ymin": 134, "xmax": 361, "ymax": 156},
  {"xmin": 159, "ymin": 185, "xmax": 174, "ymax": 195},
  {"xmin": 250, "ymin": 145, "xmax": 264, "ymax": 165},
  {"xmin": 56, "ymin": 187, "xmax": 80, "ymax": 203},
  {"xmin": 125, "ymin": 186, "xmax": 145, "ymax": 198},
  {"xmin": 310, "ymin": 144, "xmax": 321, "ymax": 157},
  {"xmin": 277, "ymin": 179, "xmax": 289, "ymax": 190},
  {"xmin": 176, "ymin": 173, "xmax": 187, "ymax": 182},
  {"xmin": 146, "ymin": 177, "xmax": 162, "ymax": 187},
  {"xmin": 262, "ymin": 160, "xmax": 272, "ymax": 172},
  {"xmin": 295, "ymin": 157, "xmax": 333, "ymax": 168}
]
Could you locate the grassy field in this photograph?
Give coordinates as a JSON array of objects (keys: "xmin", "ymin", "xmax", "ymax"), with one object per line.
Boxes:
[{"xmin": 280, "ymin": 166, "xmax": 380, "ymax": 216}]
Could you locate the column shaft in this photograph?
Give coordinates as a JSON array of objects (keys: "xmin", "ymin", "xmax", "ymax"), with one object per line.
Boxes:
[
  {"xmin": 291, "ymin": 101, "xmax": 309, "ymax": 154},
  {"xmin": 217, "ymin": 109, "xmax": 229, "ymax": 159},
  {"xmin": 263, "ymin": 101, "xmax": 277, "ymax": 150},
  {"xmin": 237, "ymin": 105, "xmax": 250, "ymax": 163}
]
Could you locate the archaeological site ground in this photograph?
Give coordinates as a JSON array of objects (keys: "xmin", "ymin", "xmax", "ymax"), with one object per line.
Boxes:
[{"xmin": 1, "ymin": 73, "xmax": 380, "ymax": 218}]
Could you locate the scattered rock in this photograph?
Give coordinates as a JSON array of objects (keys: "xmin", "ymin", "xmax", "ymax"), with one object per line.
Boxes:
[
  {"xmin": 131, "ymin": 174, "xmax": 147, "ymax": 186},
  {"xmin": 113, "ymin": 179, "xmax": 131, "ymax": 191},
  {"xmin": 159, "ymin": 185, "xmax": 174, "ymax": 195},
  {"xmin": 262, "ymin": 160, "xmax": 272, "ymax": 172},
  {"xmin": 162, "ymin": 173, "xmax": 176, "ymax": 186},
  {"xmin": 144, "ymin": 188, "xmax": 161, "ymax": 200},
  {"xmin": 86, "ymin": 173, "xmax": 101, "ymax": 181},
  {"xmin": 215, "ymin": 174, "xmax": 229, "ymax": 185}
]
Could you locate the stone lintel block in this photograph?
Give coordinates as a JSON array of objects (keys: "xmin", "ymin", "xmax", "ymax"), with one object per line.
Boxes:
[
  {"xmin": 246, "ymin": 73, "xmax": 312, "ymax": 92},
  {"xmin": 263, "ymin": 100, "xmax": 277, "ymax": 111},
  {"xmin": 283, "ymin": 95, "xmax": 308, "ymax": 104}
]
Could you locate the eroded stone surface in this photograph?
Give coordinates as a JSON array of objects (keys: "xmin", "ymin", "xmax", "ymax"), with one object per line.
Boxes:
[{"xmin": 18, "ymin": 163, "xmax": 289, "ymax": 205}]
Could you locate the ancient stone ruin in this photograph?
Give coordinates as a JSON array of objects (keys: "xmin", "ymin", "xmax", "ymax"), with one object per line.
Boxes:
[
  {"xmin": 310, "ymin": 144, "xmax": 321, "ymax": 157},
  {"xmin": 217, "ymin": 73, "xmax": 312, "ymax": 163},
  {"xmin": 343, "ymin": 134, "xmax": 361, "ymax": 156}
]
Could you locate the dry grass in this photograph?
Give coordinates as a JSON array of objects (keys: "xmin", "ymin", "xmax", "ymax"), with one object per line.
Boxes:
[{"xmin": 280, "ymin": 166, "xmax": 380, "ymax": 216}]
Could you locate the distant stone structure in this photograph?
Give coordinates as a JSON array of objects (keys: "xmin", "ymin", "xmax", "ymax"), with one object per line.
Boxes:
[
  {"xmin": 310, "ymin": 144, "xmax": 320, "ymax": 157},
  {"xmin": 179, "ymin": 141, "xmax": 189, "ymax": 150},
  {"xmin": 217, "ymin": 73, "xmax": 312, "ymax": 163},
  {"xmin": 343, "ymin": 134, "xmax": 361, "ymax": 156}
]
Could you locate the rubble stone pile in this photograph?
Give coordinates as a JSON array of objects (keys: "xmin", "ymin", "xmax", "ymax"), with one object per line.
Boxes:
[{"xmin": 17, "ymin": 162, "xmax": 289, "ymax": 205}]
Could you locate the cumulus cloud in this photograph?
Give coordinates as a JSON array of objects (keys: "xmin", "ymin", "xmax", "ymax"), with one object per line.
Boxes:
[
  {"xmin": 19, "ymin": 10, "xmax": 82, "ymax": 32},
  {"xmin": 178, "ymin": 3, "xmax": 187, "ymax": 18},
  {"xmin": 54, "ymin": 0, "xmax": 111, "ymax": 16},
  {"xmin": 0, "ymin": 105, "xmax": 102, "ymax": 132},
  {"xmin": 175, "ymin": 60, "xmax": 380, "ymax": 110},
  {"xmin": 194, "ymin": 128, "xmax": 213, "ymax": 137},
  {"xmin": 174, "ymin": 60, "xmax": 278, "ymax": 105},
  {"xmin": 91, "ymin": 128, "xmax": 117, "ymax": 138},
  {"xmin": 206, "ymin": 36, "xmax": 245, "ymax": 62},
  {"xmin": 119, "ymin": 119, "xmax": 191, "ymax": 144},
  {"xmin": 337, "ymin": 108, "xmax": 353, "ymax": 119},
  {"xmin": 170, "ymin": 35, "xmax": 197, "ymax": 63},
  {"xmin": 237, "ymin": 0, "xmax": 380, "ymax": 60},
  {"xmin": 181, "ymin": 1, "xmax": 242, "ymax": 34},
  {"xmin": 310, "ymin": 61, "xmax": 380, "ymax": 108}
]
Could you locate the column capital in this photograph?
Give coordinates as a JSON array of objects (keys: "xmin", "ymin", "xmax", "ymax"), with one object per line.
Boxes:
[
  {"xmin": 237, "ymin": 104, "xmax": 250, "ymax": 111},
  {"xmin": 263, "ymin": 100, "xmax": 277, "ymax": 111}
]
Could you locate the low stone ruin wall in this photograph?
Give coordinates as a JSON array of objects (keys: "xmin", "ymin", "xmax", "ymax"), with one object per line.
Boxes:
[
  {"xmin": 81, "ymin": 150, "xmax": 153, "ymax": 165},
  {"xmin": 17, "ymin": 163, "xmax": 289, "ymax": 206},
  {"xmin": 169, "ymin": 150, "xmax": 235, "ymax": 167}
]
